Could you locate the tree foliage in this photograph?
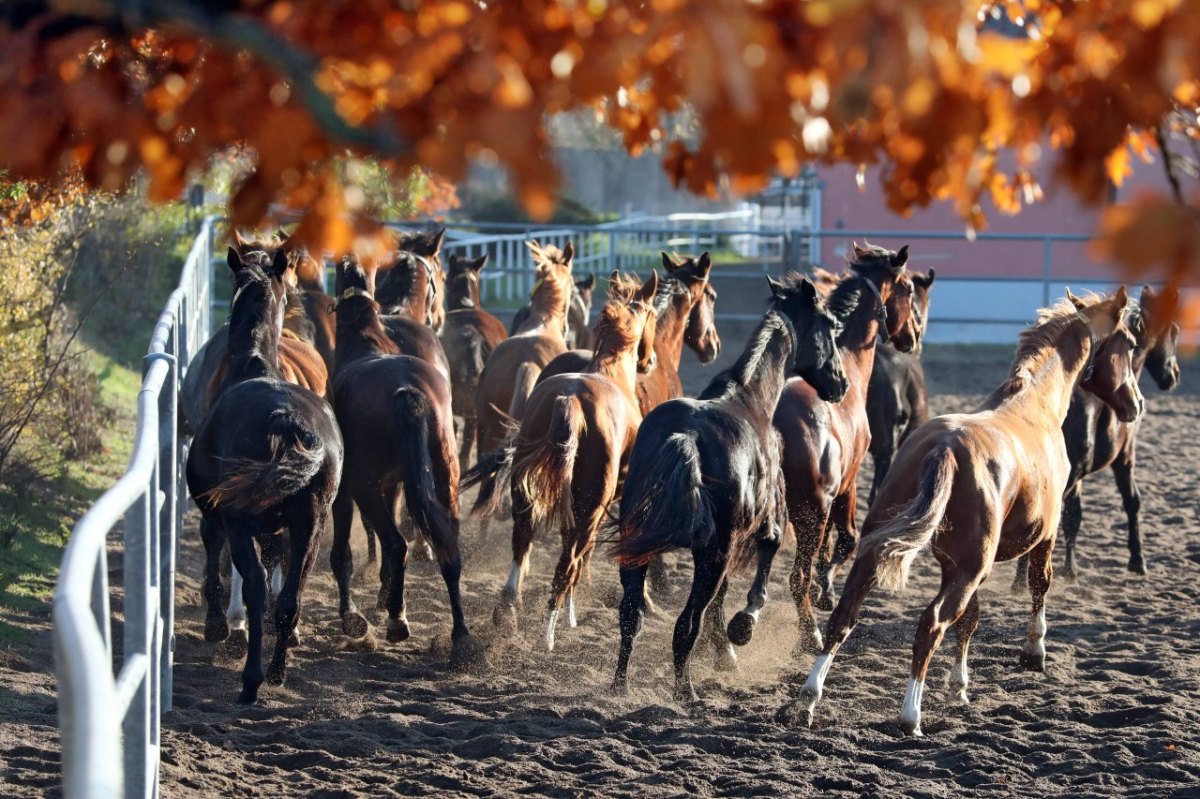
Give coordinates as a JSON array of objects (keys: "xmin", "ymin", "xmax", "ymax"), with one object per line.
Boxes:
[{"xmin": 2, "ymin": 1, "xmax": 1198, "ymax": 279}]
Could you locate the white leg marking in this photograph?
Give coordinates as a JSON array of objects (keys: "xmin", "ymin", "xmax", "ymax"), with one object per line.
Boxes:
[
  {"xmin": 1024, "ymin": 606, "xmax": 1048, "ymax": 659},
  {"xmin": 502, "ymin": 561, "xmax": 522, "ymax": 598},
  {"xmin": 226, "ymin": 564, "xmax": 247, "ymax": 631},
  {"xmin": 953, "ymin": 642, "xmax": 971, "ymax": 703},
  {"xmin": 545, "ymin": 609, "xmax": 560, "ymax": 652},
  {"xmin": 270, "ymin": 564, "xmax": 283, "ymax": 598},
  {"xmin": 803, "ymin": 653, "xmax": 835, "ymax": 700},
  {"xmin": 899, "ymin": 678, "xmax": 925, "ymax": 736},
  {"xmin": 566, "ymin": 590, "xmax": 578, "ymax": 628}
]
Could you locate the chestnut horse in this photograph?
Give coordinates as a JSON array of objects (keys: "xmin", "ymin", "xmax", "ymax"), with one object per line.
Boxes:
[
  {"xmin": 186, "ymin": 247, "xmax": 343, "ymax": 704},
  {"xmin": 775, "ymin": 244, "xmax": 921, "ymax": 649},
  {"xmin": 611, "ymin": 276, "xmax": 853, "ymax": 701},
  {"xmin": 441, "ymin": 253, "xmax": 509, "ymax": 471},
  {"xmin": 797, "ymin": 288, "xmax": 1144, "ymax": 736},
  {"xmin": 1012, "ymin": 284, "xmax": 1181, "ymax": 587},
  {"xmin": 472, "ymin": 241, "xmax": 576, "ymax": 505},
  {"xmin": 511, "ymin": 273, "xmax": 597, "ymax": 350},
  {"xmin": 536, "ymin": 251, "xmax": 722, "ymax": 412},
  {"xmin": 465, "ymin": 273, "xmax": 659, "ymax": 649},
  {"xmin": 866, "ymin": 269, "xmax": 936, "ymax": 505},
  {"xmin": 326, "ymin": 253, "xmax": 483, "ymax": 667}
]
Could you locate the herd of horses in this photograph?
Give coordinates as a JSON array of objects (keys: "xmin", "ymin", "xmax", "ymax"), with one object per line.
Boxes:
[{"xmin": 181, "ymin": 226, "xmax": 1181, "ymax": 735}]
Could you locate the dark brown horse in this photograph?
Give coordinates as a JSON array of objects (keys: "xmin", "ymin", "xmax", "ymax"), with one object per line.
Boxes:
[
  {"xmin": 536, "ymin": 251, "xmax": 721, "ymax": 412},
  {"xmin": 441, "ymin": 253, "xmax": 509, "ymax": 471},
  {"xmin": 326, "ymin": 253, "xmax": 483, "ymax": 667},
  {"xmin": 276, "ymin": 228, "xmax": 337, "ymax": 373},
  {"xmin": 797, "ymin": 288, "xmax": 1144, "ymax": 736},
  {"xmin": 610, "ymin": 275, "xmax": 854, "ymax": 700},
  {"xmin": 186, "ymin": 246, "xmax": 343, "ymax": 704},
  {"xmin": 775, "ymin": 244, "xmax": 921, "ymax": 649},
  {"xmin": 375, "ymin": 230, "xmax": 450, "ymax": 379},
  {"xmin": 511, "ymin": 273, "xmax": 597, "ymax": 349},
  {"xmin": 465, "ymin": 273, "xmax": 659, "ymax": 649},
  {"xmin": 472, "ymin": 241, "xmax": 576, "ymax": 505},
  {"xmin": 866, "ymin": 269, "xmax": 936, "ymax": 505},
  {"xmin": 1012, "ymin": 284, "xmax": 1181, "ymax": 588}
]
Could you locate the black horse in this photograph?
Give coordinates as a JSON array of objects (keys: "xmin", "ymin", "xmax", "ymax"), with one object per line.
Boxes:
[
  {"xmin": 866, "ymin": 269, "xmax": 936, "ymax": 505},
  {"xmin": 1013, "ymin": 284, "xmax": 1182, "ymax": 588},
  {"xmin": 610, "ymin": 275, "xmax": 854, "ymax": 701},
  {"xmin": 186, "ymin": 246, "xmax": 343, "ymax": 704},
  {"xmin": 510, "ymin": 273, "xmax": 597, "ymax": 349},
  {"xmin": 327, "ymin": 253, "xmax": 483, "ymax": 667}
]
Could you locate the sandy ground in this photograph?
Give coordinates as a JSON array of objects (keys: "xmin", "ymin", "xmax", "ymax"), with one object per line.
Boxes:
[{"xmin": 3, "ymin": 335, "xmax": 1200, "ymax": 798}]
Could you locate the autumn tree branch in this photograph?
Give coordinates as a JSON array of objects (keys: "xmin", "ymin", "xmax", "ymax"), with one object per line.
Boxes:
[{"xmin": 1154, "ymin": 124, "xmax": 1185, "ymax": 206}]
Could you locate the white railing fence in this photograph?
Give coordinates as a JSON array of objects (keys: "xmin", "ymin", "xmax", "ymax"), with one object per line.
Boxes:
[{"xmin": 53, "ymin": 216, "xmax": 213, "ymax": 799}]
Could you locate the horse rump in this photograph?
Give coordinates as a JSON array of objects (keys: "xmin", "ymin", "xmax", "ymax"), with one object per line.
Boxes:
[
  {"xmin": 201, "ymin": 410, "xmax": 327, "ymax": 512},
  {"xmin": 393, "ymin": 386, "xmax": 457, "ymax": 557},
  {"xmin": 513, "ymin": 394, "xmax": 585, "ymax": 532},
  {"xmin": 610, "ymin": 432, "xmax": 714, "ymax": 567},
  {"xmin": 858, "ymin": 445, "xmax": 956, "ymax": 592}
]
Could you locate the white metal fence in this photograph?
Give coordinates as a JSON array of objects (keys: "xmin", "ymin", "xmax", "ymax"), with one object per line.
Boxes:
[{"xmin": 53, "ymin": 217, "xmax": 213, "ymax": 799}]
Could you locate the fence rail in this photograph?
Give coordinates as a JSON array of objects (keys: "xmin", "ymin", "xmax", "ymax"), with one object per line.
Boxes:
[{"xmin": 53, "ymin": 217, "xmax": 213, "ymax": 799}]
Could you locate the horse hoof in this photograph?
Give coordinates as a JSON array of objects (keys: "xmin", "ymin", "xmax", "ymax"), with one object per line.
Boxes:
[
  {"xmin": 286, "ymin": 630, "xmax": 301, "ymax": 648},
  {"xmin": 265, "ymin": 667, "xmax": 285, "ymax": 686},
  {"xmin": 491, "ymin": 604, "xmax": 518, "ymax": 634},
  {"xmin": 204, "ymin": 618, "xmax": 230, "ymax": 643},
  {"xmin": 727, "ymin": 612, "xmax": 756, "ymax": 646},
  {"xmin": 898, "ymin": 718, "xmax": 924, "ymax": 737},
  {"xmin": 1128, "ymin": 558, "xmax": 1148, "ymax": 576},
  {"xmin": 236, "ymin": 688, "xmax": 260, "ymax": 706},
  {"xmin": 450, "ymin": 633, "xmax": 487, "ymax": 671},
  {"xmin": 386, "ymin": 618, "xmax": 411, "ymax": 643},
  {"xmin": 610, "ymin": 677, "xmax": 630, "ymax": 696},
  {"xmin": 815, "ymin": 594, "xmax": 834, "ymax": 613},
  {"xmin": 1019, "ymin": 650, "xmax": 1046, "ymax": 672},
  {"xmin": 341, "ymin": 611, "xmax": 369, "ymax": 639},
  {"xmin": 673, "ymin": 685, "xmax": 700, "ymax": 704},
  {"xmin": 956, "ymin": 687, "xmax": 970, "ymax": 705}
]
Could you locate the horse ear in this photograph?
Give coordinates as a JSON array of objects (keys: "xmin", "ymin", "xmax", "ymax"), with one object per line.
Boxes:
[
  {"xmin": 851, "ymin": 240, "xmax": 866, "ymax": 255},
  {"xmin": 578, "ymin": 272, "xmax": 596, "ymax": 292},
  {"xmin": 226, "ymin": 246, "xmax": 241, "ymax": 274},
  {"xmin": 232, "ymin": 229, "xmax": 249, "ymax": 249},
  {"xmin": 891, "ymin": 245, "xmax": 909, "ymax": 270},
  {"xmin": 472, "ymin": 253, "xmax": 489, "ymax": 271},
  {"xmin": 1065, "ymin": 287, "xmax": 1086, "ymax": 311},
  {"xmin": 766, "ymin": 275, "xmax": 786, "ymax": 299},
  {"xmin": 269, "ymin": 247, "xmax": 291, "ymax": 281},
  {"xmin": 639, "ymin": 271, "xmax": 659, "ymax": 303},
  {"xmin": 697, "ymin": 251, "xmax": 713, "ymax": 279},
  {"xmin": 799, "ymin": 278, "xmax": 817, "ymax": 302},
  {"xmin": 1113, "ymin": 284, "xmax": 1130, "ymax": 315},
  {"xmin": 562, "ymin": 240, "xmax": 575, "ymax": 263},
  {"xmin": 432, "ymin": 227, "xmax": 446, "ymax": 253},
  {"xmin": 926, "ymin": 267, "xmax": 935, "ymax": 286},
  {"xmin": 661, "ymin": 251, "xmax": 678, "ymax": 271}
]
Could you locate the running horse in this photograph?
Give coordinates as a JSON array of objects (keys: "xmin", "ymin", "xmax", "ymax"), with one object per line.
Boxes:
[
  {"xmin": 866, "ymin": 268, "xmax": 936, "ymax": 505},
  {"xmin": 472, "ymin": 241, "xmax": 576, "ymax": 505},
  {"xmin": 797, "ymin": 288, "xmax": 1144, "ymax": 736},
  {"xmin": 775, "ymin": 243, "xmax": 921, "ymax": 649},
  {"xmin": 610, "ymin": 275, "xmax": 854, "ymax": 700},
  {"xmin": 511, "ymin": 273, "xmax": 597, "ymax": 349},
  {"xmin": 186, "ymin": 246, "xmax": 343, "ymax": 704},
  {"xmin": 464, "ymin": 273, "xmax": 659, "ymax": 649},
  {"xmin": 441, "ymin": 253, "xmax": 509, "ymax": 471},
  {"xmin": 326, "ymin": 252, "xmax": 483, "ymax": 667},
  {"xmin": 1012, "ymin": 283, "xmax": 1181, "ymax": 587},
  {"xmin": 375, "ymin": 228, "xmax": 450, "ymax": 377}
]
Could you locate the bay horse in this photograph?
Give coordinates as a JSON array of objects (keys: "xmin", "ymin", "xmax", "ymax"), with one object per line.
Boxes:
[
  {"xmin": 610, "ymin": 275, "xmax": 853, "ymax": 701},
  {"xmin": 796, "ymin": 288, "xmax": 1144, "ymax": 736},
  {"xmin": 375, "ymin": 231, "xmax": 450, "ymax": 379},
  {"xmin": 465, "ymin": 273, "xmax": 659, "ymax": 649},
  {"xmin": 867, "ymin": 269, "xmax": 936, "ymax": 505},
  {"xmin": 441, "ymin": 253, "xmax": 509, "ymax": 471},
  {"xmin": 536, "ymin": 251, "xmax": 722, "ymax": 412},
  {"xmin": 275, "ymin": 227, "xmax": 337, "ymax": 373},
  {"xmin": 775, "ymin": 243, "xmax": 921, "ymax": 649},
  {"xmin": 186, "ymin": 246, "xmax": 343, "ymax": 704},
  {"xmin": 472, "ymin": 240, "xmax": 576, "ymax": 506},
  {"xmin": 1012, "ymin": 284, "xmax": 1181, "ymax": 587},
  {"xmin": 511, "ymin": 273, "xmax": 597, "ymax": 349},
  {"xmin": 326, "ymin": 252, "xmax": 483, "ymax": 667}
]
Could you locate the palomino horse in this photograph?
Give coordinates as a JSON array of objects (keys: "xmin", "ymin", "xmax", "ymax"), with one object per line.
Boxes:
[
  {"xmin": 1012, "ymin": 284, "xmax": 1181, "ymax": 587},
  {"xmin": 797, "ymin": 288, "xmax": 1144, "ymax": 736},
  {"xmin": 611, "ymin": 276, "xmax": 853, "ymax": 700},
  {"xmin": 465, "ymin": 273, "xmax": 659, "ymax": 649},
  {"xmin": 326, "ymin": 253, "xmax": 483, "ymax": 667},
  {"xmin": 867, "ymin": 269, "xmax": 936, "ymax": 505},
  {"xmin": 537, "ymin": 252, "xmax": 722, "ymax": 411},
  {"xmin": 441, "ymin": 253, "xmax": 509, "ymax": 472},
  {"xmin": 186, "ymin": 247, "xmax": 343, "ymax": 704},
  {"xmin": 775, "ymin": 244, "xmax": 920, "ymax": 648},
  {"xmin": 511, "ymin": 273, "xmax": 597, "ymax": 350},
  {"xmin": 473, "ymin": 241, "xmax": 576, "ymax": 504}
]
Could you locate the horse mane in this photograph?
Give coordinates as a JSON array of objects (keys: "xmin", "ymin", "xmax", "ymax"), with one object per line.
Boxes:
[
  {"xmin": 283, "ymin": 283, "xmax": 316, "ymax": 342},
  {"xmin": 607, "ymin": 272, "xmax": 644, "ymax": 303},
  {"xmin": 528, "ymin": 264, "xmax": 572, "ymax": 319},
  {"xmin": 701, "ymin": 308, "xmax": 793, "ymax": 400},
  {"xmin": 376, "ymin": 251, "xmax": 424, "ymax": 311},
  {"xmin": 398, "ymin": 229, "xmax": 442, "ymax": 256},
  {"xmin": 592, "ymin": 301, "xmax": 641, "ymax": 358},
  {"xmin": 991, "ymin": 293, "xmax": 1107, "ymax": 399},
  {"xmin": 226, "ymin": 255, "xmax": 284, "ymax": 382},
  {"xmin": 652, "ymin": 273, "xmax": 689, "ymax": 318}
]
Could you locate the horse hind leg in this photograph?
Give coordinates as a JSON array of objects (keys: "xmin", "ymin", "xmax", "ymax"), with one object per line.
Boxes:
[
  {"xmin": 701, "ymin": 578, "xmax": 737, "ymax": 672},
  {"xmin": 788, "ymin": 501, "xmax": 830, "ymax": 652},
  {"xmin": 330, "ymin": 486, "xmax": 368, "ymax": 638},
  {"xmin": 612, "ymin": 564, "xmax": 648, "ymax": 694},
  {"xmin": 900, "ymin": 576, "xmax": 980, "ymax": 736},
  {"xmin": 817, "ymin": 492, "xmax": 856, "ymax": 611},
  {"xmin": 227, "ymin": 532, "xmax": 269, "ymax": 704},
  {"xmin": 360, "ymin": 489, "xmax": 411, "ymax": 643},
  {"xmin": 201, "ymin": 513, "xmax": 230, "ymax": 642},
  {"xmin": 728, "ymin": 511, "xmax": 783, "ymax": 647},
  {"xmin": 1020, "ymin": 537, "xmax": 1054, "ymax": 672},
  {"xmin": 266, "ymin": 497, "xmax": 326, "ymax": 686},
  {"xmin": 1060, "ymin": 481, "xmax": 1084, "ymax": 581},
  {"xmin": 950, "ymin": 593, "xmax": 980, "ymax": 703},
  {"xmin": 1112, "ymin": 456, "xmax": 1146, "ymax": 574},
  {"xmin": 672, "ymin": 545, "xmax": 727, "ymax": 702}
]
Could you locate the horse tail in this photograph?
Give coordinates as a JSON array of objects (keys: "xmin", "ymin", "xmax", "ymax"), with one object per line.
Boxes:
[
  {"xmin": 201, "ymin": 411, "xmax": 326, "ymax": 512},
  {"xmin": 513, "ymin": 394, "xmax": 585, "ymax": 532},
  {"xmin": 393, "ymin": 387, "xmax": 455, "ymax": 550},
  {"xmin": 507, "ymin": 362, "xmax": 540, "ymax": 421},
  {"xmin": 611, "ymin": 432, "xmax": 712, "ymax": 567},
  {"xmin": 461, "ymin": 439, "xmax": 515, "ymax": 518},
  {"xmin": 858, "ymin": 445, "xmax": 956, "ymax": 592}
]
